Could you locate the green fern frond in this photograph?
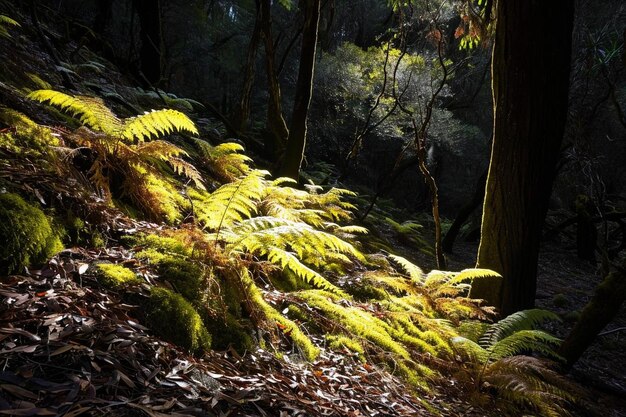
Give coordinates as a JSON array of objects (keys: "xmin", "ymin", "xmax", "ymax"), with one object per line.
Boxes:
[
  {"xmin": 0, "ymin": 15, "xmax": 20, "ymax": 38},
  {"xmin": 194, "ymin": 170, "xmax": 268, "ymax": 230},
  {"xmin": 448, "ymin": 268, "xmax": 501, "ymax": 285},
  {"xmin": 490, "ymin": 330, "xmax": 562, "ymax": 361},
  {"xmin": 28, "ymin": 90, "xmax": 122, "ymax": 134},
  {"xmin": 122, "ymin": 109, "xmax": 198, "ymax": 142},
  {"xmin": 479, "ymin": 309, "xmax": 561, "ymax": 348},
  {"xmin": 389, "ymin": 254, "xmax": 424, "ymax": 282},
  {"xmin": 266, "ymin": 247, "xmax": 345, "ymax": 295},
  {"xmin": 193, "ymin": 140, "xmax": 252, "ymax": 183}
]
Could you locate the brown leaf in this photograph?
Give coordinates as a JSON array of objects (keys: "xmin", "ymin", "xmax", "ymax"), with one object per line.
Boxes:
[{"xmin": 0, "ymin": 384, "xmax": 38, "ymax": 400}]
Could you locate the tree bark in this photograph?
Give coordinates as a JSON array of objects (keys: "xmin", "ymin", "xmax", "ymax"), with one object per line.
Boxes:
[
  {"xmin": 133, "ymin": 0, "xmax": 163, "ymax": 86},
  {"xmin": 233, "ymin": 0, "xmax": 262, "ymax": 133},
  {"xmin": 260, "ymin": 0, "xmax": 289, "ymax": 159},
  {"xmin": 559, "ymin": 260, "xmax": 626, "ymax": 369},
  {"xmin": 280, "ymin": 0, "xmax": 321, "ymax": 179},
  {"xmin": 474, "ymin": 0, "xmax": 574, "ymax": 314}
]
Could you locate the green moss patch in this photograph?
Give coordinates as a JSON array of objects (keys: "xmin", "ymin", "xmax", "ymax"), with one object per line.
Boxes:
[
  {"xmin": 0, "ymin": 192, "xmax": 64, "ymax": 275},
  {"xmin": 145, "ymin": 287, "xmax": 212, "ymax": 355},
  {"xmin": 95, "ymin": 263, "xmax": 141, "ymax": 289}
]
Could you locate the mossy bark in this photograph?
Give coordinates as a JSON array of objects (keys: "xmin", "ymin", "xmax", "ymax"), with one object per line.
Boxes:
[
  {"xmin": 475, "ymin": 0, "xmax": 574, "ymax": 314},
  {"xmin": 559, "ymin": 262, "xmax": 626, "ymax": 369}
]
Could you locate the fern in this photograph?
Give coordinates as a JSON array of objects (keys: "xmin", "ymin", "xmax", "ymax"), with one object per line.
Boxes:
[
  {"xmin": 0, "ymin": 14, "xmax": 20, "ymax": 38},
  {"xmin": 192, "ymin": 170, "xmax": 268, "ymax": 230},
  {"xmin": 28, "ymin": 90, "xmax": 198, "ymax": 142},
  {"xmin": 478, "ymin": 308, "xmax": 560, "ymax": 348},
  {"xmin": 28, "ymin": 89, "xmax": 203, "ymax": 221}
]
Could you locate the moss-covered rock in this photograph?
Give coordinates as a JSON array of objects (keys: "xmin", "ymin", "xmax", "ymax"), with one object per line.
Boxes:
[
  {"xmin": 156, "ymin": 256, "xmax": 204, "ymax": 304},
  {"xmin": 204, "ymin": 312, "xmax": 254, "ymax": 352},
  {"xmin": 145, "ymin": 287, "xmax": 212, "ymax": 355},
  {"xmin": 95, "ymin": 263, "xmax": 142, "ymax": 289},
  {"xmin": 0, "ymin": 192, "xmax": 64, "ymax": 275}
]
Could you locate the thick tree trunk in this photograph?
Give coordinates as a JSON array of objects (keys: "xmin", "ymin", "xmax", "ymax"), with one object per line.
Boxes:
[
  {"xmin": 133, "ymin": 0, "xmax": 163, "ymax": 85},
  {"xmin": 233, "ymin": 0, "xmax": 262, "ymax": 133},
  {"xmin": 280, "ymin": 0, "xmax": 321, "ymax": 179},
  {"xmin": 260, "ymin": 0, "xmax": 289, "ymax": 159},
  {"xmin": 474, "ymin": 0, "xmax": 574, "ymax": 314},
  {"xmin": 559, "ymin": 260, "xmax": 626, "ymax": 369}
]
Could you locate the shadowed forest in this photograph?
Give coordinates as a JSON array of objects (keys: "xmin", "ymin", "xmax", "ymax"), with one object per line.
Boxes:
[{"xmin": 0, "ymin": 1, "xmax": 625, "ymax": 416}]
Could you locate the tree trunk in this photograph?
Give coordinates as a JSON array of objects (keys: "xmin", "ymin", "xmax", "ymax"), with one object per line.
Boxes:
[
  {"xmin": 559, "ymin": 260, "xmax": 626, "ymax": 369},
  {"xmin": 260, "ymin": 0, "xmax": 289, "ymax": 159},
  {"xmin": 280, "ymin": 0, "xmax": 321, "ymax": 179},
  {"xmin": 133, "ymin": 0, "xmax": 163, "ymax": 85},
  {"xmin": 233, "ymin": 0, "xmax": 262, "ymax": 133},
  {"xmin": 474, "ymin": 0, "xmax": 574, "ymax": 314}
]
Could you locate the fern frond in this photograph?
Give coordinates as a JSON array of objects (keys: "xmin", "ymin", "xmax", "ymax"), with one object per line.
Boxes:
[
  {"xmin": 122, "ymin": 109, "xmax": 198, "ymax": 142},
  {"xmin": 135, "ymin": 140, "xmax": 204, "ymax": 188},
  {"xmin": 489, "ymin": 330, "xmax": 562, "ymax": 361},
  {"xmin": 266, "ymin": 247, "xmax": 345, "ymax": 295},
  {"xmin": 28, "ymin": 90, "xmax": 122, "ymax": 134},
  {"xmin": 389, "ymin": 254, "xmax": 424, "ymax": 282},
  {"xmin": 479, "ymin": 309, "xmax": 560, "ymax": 348},
  {"xmin": 194, "ymin": 170, "xmax": 268, "ymax": 230},
  {"xmin": 448, "ymin": 268, "xmax": 501, "ymax": 285},
  {"xmin": 0, "ymin": 15, "xmax": 20, "ymax": 38},
  {"xmin": 193, "ymin": 140, "xmax": 252, "ymax": 183}
]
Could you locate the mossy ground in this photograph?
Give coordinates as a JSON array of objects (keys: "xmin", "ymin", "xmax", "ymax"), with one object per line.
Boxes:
[
  {"xmin": 0, "ymin": 192, "xmax": 64, "ymax": 274},
  {"xmin": 145, "ymin": 287, "xmax": 212, "ymax": 355},
  {"xmin": 95, "ymin": 263, "xmax": 142, "ymax": 289}
]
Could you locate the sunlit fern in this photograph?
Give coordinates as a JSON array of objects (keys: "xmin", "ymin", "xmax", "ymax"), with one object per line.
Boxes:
[
  {"xmin": 452, "ymin": 309, "xmax": 573, "ymax": 416},
  {"xmin": 193, "ymin": 139, "xmax": 252, "ymax": 185},
  {"xmin": 388, "ymin": 254, "xmax": 497, "ymax": 321},
  {"xmin": 28, "ymin": 90, "xmax": 198, "ymax": 141},
  {"xmin": 28, "ymin": 89, "xmax": 203, "ymax": 221},
  {"xmin": 0, "ymin": 15, "xmax": 19, "ymax": 38}
]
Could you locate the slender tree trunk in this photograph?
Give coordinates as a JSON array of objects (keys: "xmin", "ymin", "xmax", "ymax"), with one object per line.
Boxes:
[
  {"xmin": 559, "ymin": 260, "xmax": 626, "ymax": 369},
  {"xmin": 280, "ymin": 0, "xmax": 321, "ymax": 179},
  {"xmin": 442, "ymin": 169, "xmax": 487, "ymax": 253},
  {"xmin": 260, "ymin": 0, "xmax": 289, "ymax": 158},
  {"xmin": 474, "ymin": 0, "xmax": 574, "ymax": 314},
  {"xmin": 233, "ymin": 0, "xmax": 262, "ymax": 133},
  {"xmin": 133, "ymin": 0, "xmax": 163, "ymax": 85}
]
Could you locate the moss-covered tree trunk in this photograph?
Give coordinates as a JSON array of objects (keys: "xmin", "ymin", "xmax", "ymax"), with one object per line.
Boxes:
[
  {"xmin": 473, "ymin": 0, "xmax": 574, "ymax": 314},
  {"xmin": 559, "ymin": 260, "xmax": 626, "ymax": 369},
  {"xmin": 233, "ymin": 0, "xmax": 262, "ymax": 133},
  {"xmin": 280, "ymin": 0, "xmax": 321, "ymax": 180},
  {"xmin": 260, "ymin": 0, "xmax": 289, "ymax": 159},
  {"xmin": 133, "ymin": 0, "xmax": 163, "ymax": 85}
]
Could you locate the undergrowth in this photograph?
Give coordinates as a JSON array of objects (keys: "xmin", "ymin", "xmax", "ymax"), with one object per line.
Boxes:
[{"xmin": 0, "ymin": 87, "xmax": 579, "ymax": 416}]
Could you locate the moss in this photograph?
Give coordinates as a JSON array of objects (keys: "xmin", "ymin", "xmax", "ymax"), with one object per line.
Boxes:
[
  {"xmin": 157, "ymin": 256, "xmax": 205, "ymax": 304},
  {"xmin": 241, "ymin": 269, "xmax": 319, "ymax": 361},
  {"xmin": 0, "ymin": 193, "xmax": 64, "ymax": 275},
  {"xmin": 145, "ymin": 287, "xmax": 212, "ymax": 355},
  {"xmin": 0, "ymin": 108, "xmax": 59, "ymax": 155},
  {"xmin": 137, "ymin": 234, "xmax": 191, "ymax": 257},
  {"xmin": 95, "ymin": 263, "xmax": 142, "ymax": 288},
  {"xmin": 204, "ymin": 313, "xmax": 254, "ymax": 352},
  {"xmin": 326, "ymin": 334, "xmax": 365, "ymax": 359},
  {"xmin": 552, "ymin": 293, "xmax": 569, "ymax": 308}
]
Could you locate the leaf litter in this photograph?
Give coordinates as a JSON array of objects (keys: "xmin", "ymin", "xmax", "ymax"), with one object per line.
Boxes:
[{"xmin": 0, "ymin": 247, "xmax": 454, "ymax": 417}]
